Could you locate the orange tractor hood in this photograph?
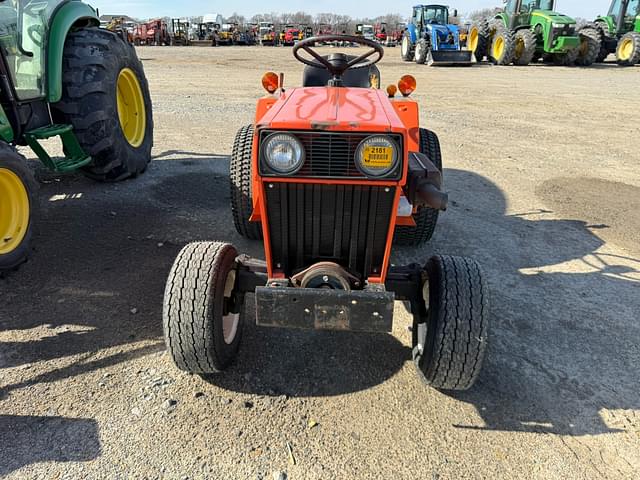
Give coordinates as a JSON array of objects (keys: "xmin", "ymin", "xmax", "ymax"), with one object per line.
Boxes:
[{"xmin": 258, "ymin": 87, "xmax": 404, "ymax": 132}]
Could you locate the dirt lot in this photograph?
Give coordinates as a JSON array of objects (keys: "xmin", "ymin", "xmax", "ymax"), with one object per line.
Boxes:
[{"xmin": 1, "ymin": 46, "xmax": 639, "ymax": 479}]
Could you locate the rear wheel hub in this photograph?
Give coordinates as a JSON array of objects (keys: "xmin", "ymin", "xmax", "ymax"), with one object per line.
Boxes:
[{"xmin": 0, "ymin": 168, "xmax": 29, "ymax": 255}]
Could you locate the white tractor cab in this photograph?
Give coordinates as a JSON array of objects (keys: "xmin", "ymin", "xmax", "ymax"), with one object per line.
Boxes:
[{"xmin": 356, "ymin": 24, "xmax": 376, "ymax": 41}]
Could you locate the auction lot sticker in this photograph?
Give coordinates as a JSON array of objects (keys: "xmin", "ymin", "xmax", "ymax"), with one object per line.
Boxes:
[{"xmin": 362, "ymin": 146, "xmax": 394, "ymax": 169}]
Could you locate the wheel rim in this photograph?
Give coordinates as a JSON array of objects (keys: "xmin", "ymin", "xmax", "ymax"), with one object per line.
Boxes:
[
  {"xmin": 618, "ymin": 38, "xmax": 633, "ymax": 60},
  {"xmin": 117, "ymin": 68, "xmax": 146, "ymax": 148},
  {"xmin": 493, "ymin": 36, "xmax": 504, "ymax": 59},
  {"xmin": 469, "ymin": 28, "xmax": 478, "ymax": 52},
  {"xmin": 0, "ymin": 168, "xmax": 29, "ymax": 255},
  {"xmin": 579, "ymin": 37, "xmax": 589, "ymax": 56},
  {"xmin": 415, "ymin": 42, "xmax": 423, "ymax": 60},
  {"xmin": 401, "ymin": 36, "xmax": 409, "ymax": 56},
  {"xmin": 414, "ymin": 282, "xmax": 431, "ymax": 358},
  {"xmin": 222, "ymin": 270, "xmax": 239, "ymax": 345},
  {"xmin": 515, "ymin": 37, "xmax": 524, "ymax": 58}
]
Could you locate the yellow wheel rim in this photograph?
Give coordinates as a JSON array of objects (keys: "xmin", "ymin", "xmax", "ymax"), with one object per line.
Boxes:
[
  {"xmin": 117, "ymin": 68, "xmax": 146, "ymax": 148},
  {"xmin": 494, "ymin": 36, "xmax": 505, "ymax": 59},
  {"xmin": 469, "ymin": 28, "xmax": 478, "ymax": 52},
  {"xmin": 618, "ymin": 38, "xmax": 633, "ymax": 61},
  {"xmin": 0, "ymin": 168, "xmax": 29, "ymax": 255}
]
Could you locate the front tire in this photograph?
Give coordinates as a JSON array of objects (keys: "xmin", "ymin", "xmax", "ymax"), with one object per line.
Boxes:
[
  {"xmin": 575, "ymin": 27, "xmax": 601, "ymax": 66},
  {"xmin": 414, "ymin": 39, "xmax": 429, "ymax": 64},
  {"xmin": 513, "ymin": 29, "xmax": 536, "ymax": 66},
  {"xmin": 412, "ymin": 255, "xmax": 490, "ymax": 391},
  {"xmin": 230, "ymin": 125, "xmax": 262, "ymax": 240},
  {"xmin": 0, "ymin": 145, "xmax": 38, "ymax": 273},
  {"xmin": 163, "ymin": 242, "xmax": 244, "ymax": 374},
  {"xmin": 394, "ymin": 129, "xmax": 441, "ymax": 247},
  {"xmin": 52, "ymin": 27, "xmax": 153, "ymax": 182}
]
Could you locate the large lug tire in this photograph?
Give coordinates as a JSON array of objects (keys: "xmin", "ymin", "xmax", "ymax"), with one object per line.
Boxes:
[
  {"xmin": 489, "ymin": 24, "xmax": 516, "ymax": 65},
  {"xmin": 412, "ymin": 255, "xmax": 490, "ymax": 391},
  {"xmin": 230, "ymin": 125, "xmax": 262, "ymax": 240},
  {"xmin": 414, "ymin": 39, "xmax": 429, "ymax": 64},
  {"xmin": 468, "ymin": 19, "xmax": 490, "ymax": 61},
  {"xmin": 394, "ymin": 129, "xmax": 441, "ymax": 247},
  {"xmin": 401, "ymin": 32, "xmax": 415, "ymax": 61},
  {"xmin": 0, "ymin": 145, "xmax": 38, "ymax": 273},
  {"xmin": 575, "ymin": 27, "xmax": 601, "ymax": 66},
  {"xmin": 163, "ymin": 242, "xmax": 244, "ymax": 374},
  {"xmin": 616, "ymin": 32, "xmax": 640, "ymax": 66},
  {"xmin": 52, "ymin": 27, "xmax": 153, "ymax": 182},
  {"xmin": 513, "ymin": 29, "xmax": 536, "ymax": 66}
]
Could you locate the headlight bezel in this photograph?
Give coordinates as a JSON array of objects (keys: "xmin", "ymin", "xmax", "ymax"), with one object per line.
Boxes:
[
  {"xmin": 261, "ymin": 132, "xmax": 306, "ymax": 175},
  {"xmin": 354, "ymin": 134, "xmax": 401, "ymax": 179}
]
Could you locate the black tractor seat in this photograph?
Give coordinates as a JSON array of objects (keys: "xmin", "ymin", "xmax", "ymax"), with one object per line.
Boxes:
[{"xmin": 302, "ymin": 54, "xmax": 381, "ymax": 88}]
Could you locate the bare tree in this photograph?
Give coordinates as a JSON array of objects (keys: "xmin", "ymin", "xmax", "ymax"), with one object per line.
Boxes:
[
  {"xmin": 227, "ymin": 12, "xmax": 246, "ymax": 25},
  {"xmin": 466, "ymin": 8, "xmax": 501, "ymax": 23}
]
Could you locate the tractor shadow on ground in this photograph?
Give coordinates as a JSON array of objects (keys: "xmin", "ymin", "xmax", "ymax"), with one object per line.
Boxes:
[
  {"xmin": 417, "ymin": 169, "xmax": 640, "ymax": 436},
  {"xmin": 0, "ymin": 155, "xmax": 407, "ymax": 399},
  {"xmin": 0, "ymin": 414, "xmax": 100, "ymax": 476}
]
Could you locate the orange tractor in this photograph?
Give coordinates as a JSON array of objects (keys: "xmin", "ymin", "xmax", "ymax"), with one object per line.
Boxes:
[{"xmin": 162, "ymin": 35, "xmax": 490, "ymax": 391}]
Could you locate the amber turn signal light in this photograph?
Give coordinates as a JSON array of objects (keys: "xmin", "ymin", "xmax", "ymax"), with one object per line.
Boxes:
[
  {"xmin": 398, "ymin": 75, "xmax": 416, "ymax": 97},
  {"xmin": 262, "ymin": 72, "xmax": 279, "ymax": 94},
  {"xmin": 386, "ymin": 84, "xmax": 398, "ymax": 98}
]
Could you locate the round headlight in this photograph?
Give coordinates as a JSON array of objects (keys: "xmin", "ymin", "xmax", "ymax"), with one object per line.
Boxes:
[
  {"xmin": 355, "ymin": 135, "xmax": 399, "ymax": 178},
  {"xmin": 263, "ymin": 133, "xmax": 305, "ymax": 174}
]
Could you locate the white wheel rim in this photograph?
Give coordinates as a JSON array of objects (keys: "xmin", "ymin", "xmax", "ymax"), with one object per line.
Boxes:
[
  {"xmin": 416, "ymin": 43, "xmax": 423, "ymax": 60},
  {"xmin": 223, "ymin": 312, "xmax": 240, "ymax": 345},
  {"xmin": 402, "ymin": 37, "xmax": 409, "ymax": 56},
  {"xmin": 222, "ymin": 269, "xmax": 239, "ymax": 345}
]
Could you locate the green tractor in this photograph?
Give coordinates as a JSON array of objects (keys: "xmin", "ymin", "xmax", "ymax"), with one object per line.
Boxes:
[
  {"xmin": 0, "ymin": 1, "xmax": 153, "ymax": 272},
  {"xmin": 468, "ymin": 0, "xmax": 601, "ymax": 66},
  {"xmin": 590, "ymin": 0, "xmax": 640, "ymax": 65}
]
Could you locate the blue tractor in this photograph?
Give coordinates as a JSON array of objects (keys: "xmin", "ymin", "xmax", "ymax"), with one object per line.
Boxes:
[{"xmin": 401, "ymin": 4, "xmax": 473, "ymax": 65}]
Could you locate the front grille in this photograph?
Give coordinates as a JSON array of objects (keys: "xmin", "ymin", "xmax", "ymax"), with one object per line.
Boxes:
[
  {"xmin": 265, "ymin": 183, "xmax": 396, "ymax": 278},
  {"xmin": 260, "ymin": 130, "xmax": 403, "ymax": 180}
]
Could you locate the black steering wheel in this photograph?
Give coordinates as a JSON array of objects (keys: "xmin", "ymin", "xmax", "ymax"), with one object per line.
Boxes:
[{"xmin": 293, "ymin": 35, "xmax": 384, "ymax": 82}]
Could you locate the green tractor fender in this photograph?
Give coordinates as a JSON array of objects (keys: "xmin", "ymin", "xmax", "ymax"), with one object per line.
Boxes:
[
  {"xmin": 595, "ymin": 14, "xmax": 617, "ymax": 35},
  {"xmin": 634, "ymin": 15, "xmax": 640, "ymax": 33},
  {"xmin": 494, "ymin": 13, "xmax": 509, "ymax": 29},
  {"xmin": 46, "ymin": 1, "xmax": 99, "ymax": 103}
]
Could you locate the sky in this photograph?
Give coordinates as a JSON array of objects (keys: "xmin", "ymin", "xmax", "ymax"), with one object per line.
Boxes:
[{"xmin": 90, "ymin": 1, "xmax": 606, "ymax": 21}]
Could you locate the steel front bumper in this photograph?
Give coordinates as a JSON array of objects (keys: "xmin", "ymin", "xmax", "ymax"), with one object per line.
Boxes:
[{"xmin": 255, "ymin": 286, "xmax": 394, "ymax": 333}]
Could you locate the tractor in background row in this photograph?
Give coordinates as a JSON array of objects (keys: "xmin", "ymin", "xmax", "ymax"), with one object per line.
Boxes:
[
  {"xmin": 401, "ymin": 4, "xmax": 473, "ymax": 66},
  {"xmin": 0, "ymin": 0, "xmax": 153, "ymax": 272},
  {"xmin": 589, "ymin": 0, "xmax": 640, "ymax": 65},
  {"xmin": 133, "ymin": 18, "xmax": 170, "ymax": 46},
  {"xmin": 170, "ymin": 19, "xmax": 190, "ymax": 46},
  {"xmin": 468, "ymin": 0, "xmax": 601, "ymax": 66}
]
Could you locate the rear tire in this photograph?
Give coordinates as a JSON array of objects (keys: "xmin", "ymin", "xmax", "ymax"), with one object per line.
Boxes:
[
  {"xmin": 513, "ymin": 29, "xmax": 536, "ymax": 66},
  {"xmin": 401, "ymin": 32, "xmax": 415, "ymax": 61},
  {"xmin": 394, "ymin": 129, "xmax": 441, "ymax": 247},
  {"xmin": 412, "ymin": 255, "xmax": 490, "ymax": 391},
  {"xmin": 163, "ymin": 242, "xmax": 243, "ymax": 373},
  {"xmin": 0, "ymin": 145, "xmax": 38, "ymax": 273},
  {"xmin": 616, "ymin": 32, "xmax": 640, "ymax": 66},
  {"xmin": 52, "ymin": 27, "xmax": 153, "ymax": 182},
  {"xmin": 230, "ymin": 125, "xmax": 262, "ymax": 240}
]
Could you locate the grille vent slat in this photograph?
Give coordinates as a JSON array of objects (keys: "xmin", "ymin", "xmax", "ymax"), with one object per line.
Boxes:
[{"xmin": 265, "ymin": 184, "xmax": 395, "ymax": 278}]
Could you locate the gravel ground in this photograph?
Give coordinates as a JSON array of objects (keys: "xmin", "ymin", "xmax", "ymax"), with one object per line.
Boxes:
[{"xmin": 1, "ymin": 46, "xmax": 639, "ymax": 479}]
